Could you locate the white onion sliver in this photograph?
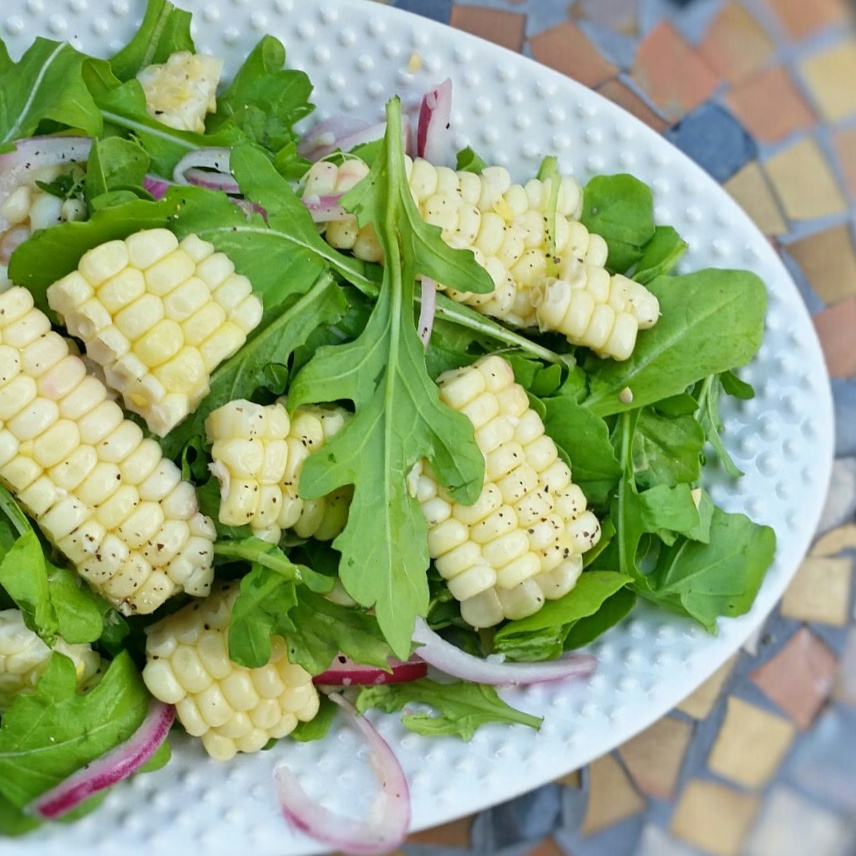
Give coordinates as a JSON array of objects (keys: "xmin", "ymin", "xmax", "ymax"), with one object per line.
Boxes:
[
  {"xmin": 417, "ymin": 276, "xmax": 438, "ymax": 348},
  {"xmin": 298, "ymin": 115, "xmax": 387, "ymax": 161},
  {"xmin": 416, "ymin": 78, "xmax": 453, "ymax": 164},
  {"xmin": 172, "ymin": 147, "xmax": 232, "ymax": 185},
  {"xmin": 182, "ymin": 167, "xmax": 241, "ymax": 194},
  {"xmin": 274, "ymin": 692, "xmax": 410, "ymax": 856},
  {"xmin": 412, "ymin": 617, "xmax": 597, "ymax": 685},
  {"xmin": 25, "ymin": 700, "xmax": 175, "ymax": 820}
]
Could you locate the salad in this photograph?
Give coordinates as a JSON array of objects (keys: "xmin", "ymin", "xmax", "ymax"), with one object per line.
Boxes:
[{"xmin": 0, "ymin": 0, "xmax": 778, "ymax": 852}]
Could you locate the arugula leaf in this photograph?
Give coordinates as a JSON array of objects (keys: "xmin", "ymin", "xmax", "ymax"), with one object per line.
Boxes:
[
  {"xmin": 290, "ymin": 693, "xmax": 337, "ymax": 742},
  {"xmin": 635, "ymin": 483, "xmax": 706, "ymax": 546},
  {"xmin": 84, "ymin": 136, "xmax": 151, "ymax": 201},
  {"xmin": 633, "ymin": 225, "xmax": 687, "ymax": 284},
  {"xmin": 455, "ymin": 145, "xmax": 488, "ymax": 174},
  {"xmin": 286, "ymin": 98, "xmax": 491, "ymax": 658},
  {"xmin": 0, "ymin": 39, "xmax": 102, "ymax": 144},
  {"xmin": 356, "ymin": 678, "xmax": 541, "ymax": 740},
  {"xmin": 563, "ymin": 586, "xmax": 636, "ymax": 649},
  {"xmin": 695, "ymin": 374, "xmax": 745, "ymax": 477},
  {"xmin": 0, "ymin": 531, "xmax": 56, "ymax": 643},
  {"xmin": 632, "ymin": 408, "xmax": 705, "ymax": 490}
]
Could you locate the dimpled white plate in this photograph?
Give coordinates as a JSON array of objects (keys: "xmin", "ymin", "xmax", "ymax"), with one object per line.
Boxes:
[{"xmin": 0, "ymin": 1, "xmax": 835, "ymax": 854}]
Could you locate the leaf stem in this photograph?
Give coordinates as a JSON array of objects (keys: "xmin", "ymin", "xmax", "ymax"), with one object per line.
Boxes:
[
  {"xmin": 0, "ymin": 485, "xmax": 32, "ymax": 537},
  {"xmin": 213, "ymin": 539, "xmax": 299, "ymax": 579}
]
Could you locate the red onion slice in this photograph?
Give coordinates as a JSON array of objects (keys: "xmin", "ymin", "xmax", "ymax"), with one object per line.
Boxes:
[
  {"xmin": 25, "ymin": 700, "xmax": 175, "ymax": 820},
  {"xmin": 298, "ymin": 115, "xmax": 387, "ymax": 161},
  {"xmin": 172, "ymin": 147, "xmax": 232, "ymax": 185},
  {"xmin": 182, "ymin": 167, "xmax": 241, "ymax": 195},
  {"xmin": 412, "ymin": 618, "xmax": 597, "ymax": 685},
  {"xmin": 417, "ymin": 276, "xmax": 438, "ymax": 347},
  {"xmin": 143, "ymin": 175, "xmax": 172, "ymax": 200},
  {"xmin": 416, "ymin": 79, "xmax": 453, "ymax": 164},
  {"xmin": 274, "ymin": 692, "xmax": 410, "ymax": 856},
  {"xmin": 301, "ymin": 192, "xmax": 348, "ymax": 223},
  {"xmin": 313, "ymin": 654, "xmax": 428, "ymax": 687}
]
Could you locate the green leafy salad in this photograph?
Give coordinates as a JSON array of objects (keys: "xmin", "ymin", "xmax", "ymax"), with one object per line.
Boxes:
[{"xmin": 0, "ymin": 0, "xmax": 776, "ymax": 841}]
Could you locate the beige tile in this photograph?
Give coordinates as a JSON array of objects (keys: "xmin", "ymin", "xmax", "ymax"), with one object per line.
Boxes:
[
  {"xmin": 596, "ymin": 78, "xmax": 670, "ymax": 133},
  {"xmin": 724, "ymin": 161, "xmax": 789, "ymax": 236},
  {"xmin": 449, "ymin": 6, "xmax": 526, "ymax": 53},
  {"xmin": 572, "ymin": 0, "xmax": 638, "ymax": 34},
  {"xmin": 761, "ymin": 0, "xmax": 852, "ymax": 39},
  {"xmin": 751, "ymin": 627, "xmax": 839, "ymax": 728},
  {"xmin": 764, "ymin": 136, "xmax": 848, "ymax": 221},
  {"xmin": 780, "ymin": 555, "xmax": 853, "ymax": 625},
  {"xmin": 529, "ymin": 20, "xmax": 618, "ymax": 88},
  {"xmin": 407, "ymin": 816, "xmax": 472, "ymax": 847},
  {"xmin": 812, "ymin": 523, "xmax": 856, "ymax": 556},
  {"xmin": 799, "ymin": 37, "xmax": 856, "ymax": 122},
  {"xmin": 555, "ymin": 769, "xmax": 582, "ymax": 788},
  {"xmin": 708, "ymin": 696, "xmax": 796, "ymax": 787},
  {"xmin": 785, "ymin": 224, "xmax": 856, "ymax": 304},
  {"xmin": 670, "ymin": 779, "xmax": 760, "ymax": 856},
  {"xmin": 813, "ymin": 296, "xmax": 856, "ymax": 379},
  {"xmin": 618, "ymin": 715, "xmax": 694, "ymax": 799},
  {"xmin": 833, "ymin": 126, "xmax": 856, "ymax": 197},
  {"xmin": 581, "ymin": 754, "xmax": 646, "ymax": 836},
  {"xmin": 678, "ymin": 655, "xmax": 738, "ymax": 719},
  {"xmin": 698, "ymin": 2, "xmax": 775, "ymax": 84},
  {"xmin": 631, "ymin": 21, "xmax": 720, "ymax": 121}
]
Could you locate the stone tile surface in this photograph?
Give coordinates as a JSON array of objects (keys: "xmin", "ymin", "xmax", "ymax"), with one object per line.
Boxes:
[
  {"xmin": 449, "ymin": 5, "xmax": 527, "ymax": 51},
  {"xmin": 780, "ymin": 555, "xmax": 853, "ymax": 624},
  {"xmin": 833, "ymin": 627, "xmax": 856, "ymax": 705},
  {"xmin": 798, "ymin": 36, "xmax": 856, "ymax": 122},
  {"xmin": 581, "ymin": 754, "xmax": 646, "ymax": 836},
  {"xmin": 813, "ymin": 297, "xmax": 856, "ymax": 379},
  {"xmin": 618, "ymin": 716, "xmax": 695, "ymax": 799},
  {"xmin": 697, "ymin": 2, "xmax": 775, "ymax": 83},
  {"xmin": 785, "ymin": 224, "xmax": 856, "ymax": 306},
  {"xmin": 724, "ymin": 161, "xmax": 789, "ymax": 235},
  {"xmin": 529, "ymin": 20, "xmax": 618, "ymax": 87},
  {"xmin": 761, "ymin": 0, "xmax": 852, "ymax": 39},
  {"xmin": 677, "ymin": 656, "xmax": 737, "ymax": 718},
  {"xmin": 832, "ymin": 125, "xmax": 856, "ymax": 197},
  {"xmin": 595, "ymin": 78, "xmax": 670, "ymax": 131}
]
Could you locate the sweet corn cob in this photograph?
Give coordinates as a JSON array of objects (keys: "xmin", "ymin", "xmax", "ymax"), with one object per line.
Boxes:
[
  {"xmin": 47, "ymin": 228, "xmax": 264, "ymax": 436},
  {"xmin": 142, "ymin": 581, "xmax": 319, "ymax": 761},
  {"xmin": 136, "ymin": 51, "xmax": 224, "ymax": 134},
  {"xmin": 205, "ymin": 398, "xmax": 353, "ymax": 543},
  {"xmin": 411, "ymin": 354, "xmax": 601, "ymax": 628},
  {"xmin": 0, "ymin": 285, "xmax": 216, "ymax": 614},
  {"xmin": 0, "ymin": 607, "xmax": 102, "ymax": 712}
]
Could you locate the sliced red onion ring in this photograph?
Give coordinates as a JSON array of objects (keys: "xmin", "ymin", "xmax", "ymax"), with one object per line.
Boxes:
[
  {"xmin": 143, "ymin": 175, "xmax": 172, "ymax": 200},
  {"xmin": 417, "ymin": 276, "xmax": 438, "ymax": 348},
  {"xmin": 301, "ymin": 191, "xmax": 348, "ymax": 223},
  {"xmin": 172, "ymin": 147, "xmax": 232, "ymax": 185},
  {"xmin": 182, "ymin": 167, "xmax": 241, "ymax": 195},
  {"xmin": 416, "ymin": 79, "xmax": 453, "ymax": 164},
  {"xmin": 0, "ymin": 136, "xmax": 92, "ymax": 231},
  {"xmin": 313, "ymin": 653, "xmax": 428, "ymax": 687},
  {"xmin": 25, "ymin": 700, "xmax": 175, "ymax": 820},
  {"xmin": 274, "ymin": 692, "xmax": 410, "ymax": 856},
  {"xmin": 412, "ymin": 618, "xmax": 597, "ymax": 685},
  {"xmin": 298, "ymin": 115, "xmax": 387, "ymax": 161}
]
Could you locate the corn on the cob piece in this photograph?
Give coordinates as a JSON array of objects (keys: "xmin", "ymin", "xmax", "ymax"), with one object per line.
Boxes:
[
  {"xmin": 46, "ymin": 228, "xmax": 264, "ymax": 436},
  {"xmin": 142, "ymin": 581, "xmax": 319, "ymax": 761},
  {"xmin": 136, "ymin": 51, "xmax": 224, "ymax": 134},
  {"xmin": 205, "ymin": 398, "xmax": 352, "ymax": 543},
  {"xmin": 0, "ymin": 607, "xmax": 102, "ymax": 712},
  {"xmin": 411, "ymin": 354, "xmax": 601, "ymax": 628},
  {"xmin": 0, "ymin": 285, "xmax": 216, "ymax": 614}
]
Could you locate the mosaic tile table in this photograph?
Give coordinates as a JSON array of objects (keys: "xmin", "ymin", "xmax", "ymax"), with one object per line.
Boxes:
[{"xmin": 366, "ymin": 1, "xmax": 856, "ymax": 855}]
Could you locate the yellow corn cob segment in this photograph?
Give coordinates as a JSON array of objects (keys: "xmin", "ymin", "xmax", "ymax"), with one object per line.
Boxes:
[
  {"xmin": 205, "ymin": 398, "xmax": 352, "ymax": 543},
  {"xmin": 303, "ymin": 156, "xmax": 660, "ymax": 359},
  {"xmin": 142, "ymin": 581, "xmax": 319, "ymax": 761},
  {"xmin": 136, "ymin": 51, "xmax": 224, "ymax": 134},
  {"xmin": 413, "ymin": 354, "xmax": 601, "ymax": 628},
  {"xmin": 0, "ymin": 286, "xmax": 216, "ymax": 614},
  {"xmin": 0, "ymin": 607, "xmax": 102, "ymax": 712},
  {"xmin": 46, "ymin": 228, "xmax": 264, "ymax": 436}
]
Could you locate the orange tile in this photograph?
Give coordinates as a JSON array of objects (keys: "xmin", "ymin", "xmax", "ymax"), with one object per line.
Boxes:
[
  {"xmin": 813, "ymin": 297, "xmax": 856, "ymax": 378},
  {"xmin": 785, "ymin": 224, "xmax": 856, "ymax": 305},
  {"xmin": 529, "ymin": 20, "xmax": 618, "ymax": 88},
  {"xmin": 724, "ymin": 161, "xmax": 789, "ymax": 236},
  {"xmin": 750, "ymin": 627, "xmax": 839, "ymax": 728},
  {"xmin": 764, "ymin": 136, "xmax": 848, "ymax": 221},
  {"xmin": 631, "ymin": 21, "xmax": 720, "ymax": 121},
  {"xmin": 581, "ymin": 754, "xmax": 646, "ymax": 836},
  {"xmin": 407, "ymin": 816, "xmax": 472, "ymax": 847},
  {"xmin": 449, "ymin": 6, "xmax": 526, "ymax": 53},
  {"xmin": 698, "ymin": 2, "xmax": 776, "ymax": 84},
  {"xmin": 596, "ymin": 78, "xmax": 670, "ymax": 133},
  {"xmin": 523, "ymin": 837, "xmax": 566, "ymax": 856},
  {"xmin": 618, "ymin": 715, "xmax": 694, "ymax": 799},
  {"xmin": 761, "ymin": 0, "xmax": 851, "ymax": 40},
  {"xmin": 724, "ymin": 65, "xmax": 816, "ymax": 143},
  {"xmin": 670, "ymin": 780, "xmax": 760, "ymax": 856},
  {"xmin": 833, "ymin": 126, "xmax": 856, "ymax": 197},
  {"xmin": 799, "ymin": 37, "xmax": 856, "ymax": 122}
]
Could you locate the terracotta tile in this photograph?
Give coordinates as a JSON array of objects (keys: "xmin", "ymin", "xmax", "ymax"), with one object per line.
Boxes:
[
  {"xmin": 523, "ymin": 837, "xmax": 566, "ymax": 856},
  {"xmin": 761, "ymin": 0, "xmax": 851, "ymax": 40},
  {"xmin": 449, "ymin": 6, "xmax": 526, "ymax": 53},
  {"xmin": 555, "ymin": 769, "xmax": 582, "ymax": 788},
  {"xmin": 780, "ymin": 555, "xmax": 853, "ymax": 624},
  {"xmin": 750, "ymin": 627, "xmax": 839, "ymax": 728},
  {"xmin": 670, "ymin": 779, "xmax": 760, "ymax": 856},
  {"xmin": 595, "ymin": 78, "xmax": 669, "ymax": 132},
  {"xmin": 764, "ymin": 136, "xmax": 848, "ymax": 221},
  {"xmin": 833, "ymin": 628, "xmax": 856, "ymax": 706},
  {"xmin": 618, "ymin": 715, "xmax": 694, "ymax": 799},
  {"xmin": 529, "ymin": 21, "xmax": 618, "ymax": 89},
  {"xmin": 724, "ymin": 65, "xmax": 816, "ymax": 143},
  {"xmin": 698, "ymin": 2, "xmax": 775, "ymax": 84},
  {"xmin": 833, "ymin": 125, "xmax": 856, "ymax": 197},
  {"xmin": 812, "ymin": 522, "xmax": 856, "ymax": 556},
  {"xmin": 406, "ymin": 815, "xmax": 472, "ymax": 847},
  {"xmin": 813, "ymin": 297, "xmax": 856, "ymax": 379},
  {"xmin": 785, "ymin": 224, "xmax": 856, "ymax": 305},
  {"xmin": 678, "ymin": 656, "xmax": 737, "ymax": 718},
  {"xmin": 708, "ymin": 696, "xmax": 796, "ymax": 787},
  {"xmin": 580, "ymin": 753, "xmax": 646, "ymax": 836},
  {"xmin": 724, "ymin": 161, "xmax": 789, "ymax": 236},
  {"xmin": 799, "ymin": 37, "xmax": 856, "ymax": 122},
  {"xmin": 631, "ymin": 21, "xmax": 720, "ymax": 121},
  {"xmin": 572, "ymin": 0, "xmax": 638, "ymax": 35}
]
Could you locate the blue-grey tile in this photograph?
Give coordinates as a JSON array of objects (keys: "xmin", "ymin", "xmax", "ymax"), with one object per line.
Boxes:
[{"xmin": 394, "ymin": 0, "xmax": 453, "ymax": 24}]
